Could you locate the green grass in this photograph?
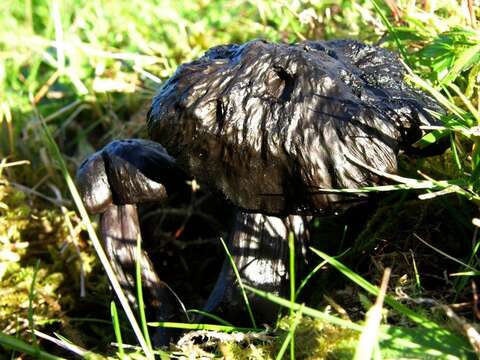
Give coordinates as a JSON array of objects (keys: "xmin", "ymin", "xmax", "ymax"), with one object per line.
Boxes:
[
  {"xmin": 1, "ymin": 0, "xmax": 480, "ymax": 358},
  {"xmin": 110, "ymin": 301, "xmax": 125, "ymax": 359},
  {"xmin": 219, "ymin": 236, "xmax": 257, "ymax": 329}
]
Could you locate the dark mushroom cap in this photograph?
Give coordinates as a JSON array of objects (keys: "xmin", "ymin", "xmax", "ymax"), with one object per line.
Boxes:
[{"xmin": 148, "ymin": 39, "xmax": 443, "ymax": 215}]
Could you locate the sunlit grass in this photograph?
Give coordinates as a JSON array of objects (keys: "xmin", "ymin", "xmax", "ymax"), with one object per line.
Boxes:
[{"xmin": 1, "ymin": 0, "xmax": 480, "ymax": 358}]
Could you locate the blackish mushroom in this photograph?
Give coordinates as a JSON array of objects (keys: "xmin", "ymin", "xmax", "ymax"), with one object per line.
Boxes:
[{"xmin": 76, "ymin": 39, "xmax": 445, "ymax": 345}]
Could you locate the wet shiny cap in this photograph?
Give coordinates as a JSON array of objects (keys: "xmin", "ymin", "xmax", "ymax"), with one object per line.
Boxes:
[{"xmin": 148, "ymin": 39, "xmax": 444, "ymax": 215}]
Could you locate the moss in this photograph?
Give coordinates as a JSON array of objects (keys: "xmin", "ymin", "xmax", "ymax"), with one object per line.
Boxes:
[
  {"xmin": 170, "ymin": 315, "xmax": 358, "ymax": 359},
  {"xmin": 0, "ymin": 174, "xmax": 109, "ymax": 352},
  {"xmin": 274, "ymin": 316, "xmax": 357, "ymax": 359},
  {"xmin": 220, "ymin": 341, "xmax": 275, "ymax": 360}
]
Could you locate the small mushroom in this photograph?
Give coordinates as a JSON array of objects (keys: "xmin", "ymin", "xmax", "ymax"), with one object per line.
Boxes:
[{"xmin": 77, "ymin": 39, "xmax": 445, "ymax": 344}]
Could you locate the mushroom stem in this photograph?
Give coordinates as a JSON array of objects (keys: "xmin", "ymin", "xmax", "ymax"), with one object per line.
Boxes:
[
  {"xmin": 203, "ymin": 211, "xmax": 309, "ymax": 325},
  {"xmin": 101, "ymin": 204, "xmax": 187, "ymax": 345}
]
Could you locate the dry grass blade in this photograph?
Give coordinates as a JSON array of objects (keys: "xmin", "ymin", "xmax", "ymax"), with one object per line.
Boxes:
[
  {"xmin": 345, "ymin": 153, "xmax": 434, "ymax": 185},
  {"xmin": 439, "ymin": 305, "xmax": 480, "ymax": 355},
  {"xmin": 467, "ymin": 0, "xmax": 477, "ymax": 28},
  {"xmin": 10, "ymin": 181, "xmax": 70, "ymax": 207},
  {"xmin": 0, "ymin": 102, "xmax": 14, "ymax": 156},
  {"xmin": 49, "ymin": 184, "xmax": 86, "ymax": 298},
  {"xmin": 33, "ymin": 330, "xmax": 87, "ymax": 357},
  {"xmin": 0, "ymin": 160, "xmax": 30, "ymax": 168},
  {"xmin": 414, "ymin": 233, "xmax": 478, "ymax": 272},
  {"xmin": 354, "ymin": 268, "xmax": 391, "ymax": 360}
]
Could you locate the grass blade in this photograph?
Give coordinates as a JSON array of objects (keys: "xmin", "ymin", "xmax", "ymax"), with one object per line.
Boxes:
[
  {"xmin": 295, "ymin": 260, "xmax": 326, "ymax": 300},
  {"xmin": 28, "ymin": 259, "xmax": 40, "ymax": 347},
  {"xmin": 288, "ymin": 231, "xmax": 295, "ymax": 360},
  {"xmin": 244, "ymin": 284, "xmax": 363, "ymax": 331},
  {"xmin": 136, "ymin": 234, "xmax": 153, "ymax": 352},
  {"xmin": 37, "ymin": 110, "xmax": 154, "ymax": 359},
  {"xmin": 110, "ymin": 302, "xmax": 125, "ymax": 359},
  {"xmin": 371, "ymin": 0, "xmax": 408, "ymax": 62},
  {"xmin": 275, "ymin": 304, "xmax": 304, "ymax": 360},
  {"xmin": 353, "ymin": 268, "xmax": 391, "ymax": 360},
  {"xmin": 148, "ymin": 322, "xmax": 259, "ymax": 333},
  {"xmin": 34, "ymin": 331, "xmax": 87, "ymax": 357},
  {"xmin": 219, "ymin": 237, "xmax": 257, "ymax": 328},
  {"xmin": 186, "ymin": 309, "xmax": 234, "ymax": 326},
  {"xmin": 448, "ymin": 83, "xmax": 480, "ymax": 124},
  {"xmin": 0, "ymin": 332, "xmax": 64, "ymax": 360},
  {"xmin": 414, "ymin": 233, "xmax": 478, "ymax": 272},
  {"xmin": 295, "ymin": 249, "xmax": 349, "ymax": 299},
  {"xmin": 244, "ymin": 285, "xmax": 473, "ymax": 358},
  {"xmin": 310, "ymin": 247, "xmax": 442, "ymax": 330},
  {"xmin": 441, "ymin": 43, "xmax": 480, "ymax": 86}
]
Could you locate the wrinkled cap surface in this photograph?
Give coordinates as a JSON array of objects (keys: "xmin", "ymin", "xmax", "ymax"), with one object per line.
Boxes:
[{"xmin": 148, "ymin": 39, "xmax": 443, "ymax": 215}]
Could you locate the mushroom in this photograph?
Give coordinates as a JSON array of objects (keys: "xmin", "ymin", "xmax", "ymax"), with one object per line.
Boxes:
[{"xmin": 77, "ymin": 39, "xmax": 445, "ymax": 344}]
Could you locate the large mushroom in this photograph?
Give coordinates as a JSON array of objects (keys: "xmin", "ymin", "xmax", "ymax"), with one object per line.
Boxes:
[{"xmin": 77, "ymin": 39, "xmax": 444, "ymax": 344}]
